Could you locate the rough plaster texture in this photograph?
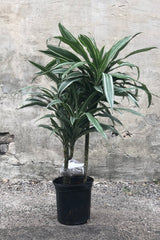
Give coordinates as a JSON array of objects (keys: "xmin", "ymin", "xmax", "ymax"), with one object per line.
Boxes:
[{"xmin": 0, "ymin": 0, "xmax": 160, "ymax": 181}]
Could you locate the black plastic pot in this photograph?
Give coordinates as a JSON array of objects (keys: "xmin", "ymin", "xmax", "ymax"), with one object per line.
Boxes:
[{"xmin": 53, "ymin": 176, "xmax": 94, "ymax": 225}]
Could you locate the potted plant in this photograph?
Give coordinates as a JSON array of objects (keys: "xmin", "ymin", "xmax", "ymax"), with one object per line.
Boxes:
[{"xmin": 20, "ymin": 23, "xmax": 156, "ymax": 225}]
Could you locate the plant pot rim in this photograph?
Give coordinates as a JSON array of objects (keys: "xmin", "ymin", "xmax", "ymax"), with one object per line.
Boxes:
[{"xmin": 53, "ymin": 175, "xmax": 94, "ymax": 188}]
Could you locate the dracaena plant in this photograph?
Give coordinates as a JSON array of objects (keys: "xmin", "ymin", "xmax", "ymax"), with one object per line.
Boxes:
[{"xmin": 20, "ymin": 23, "xmax": 156, "ymax": 184}]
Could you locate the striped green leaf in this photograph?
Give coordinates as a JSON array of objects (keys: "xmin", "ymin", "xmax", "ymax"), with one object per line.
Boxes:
[
  {"xmin": 102, "ymin": 73, "xmax": 114, "ymax": 109},
  {"xmin": 94, "ymin": 86, "xmax": 103, "ymax": 94},
  {"xmin": 58, "ymin": 22, "xmax": 78, "ymax": 43},
  {"xmin": 110, "ymin": 61, "xmax": 140, "ymax": 80},
  {"xmin": 100, "ymin": 124, "xmax": 120, "ymax": 136},
  {"xmin": 47, "ymin": 44, "xmax": 81, "ymax": 62},
  {"xmin": 50, "ymin": 129, "xmax": 59, "ymax": 136},
  {"xmin": 47, "ymin": 99, "xmax": 62, "ymax": 108},
  {"xmin": 86, "ymin": 112, "xmax": 108, "ymax": 140},
  {"xmin": 111, "ymin": 73, "xmax": 136, "ymax": 82},
  {"xmin": 19, "ymin": 101, "xmax": 47, "ymax": 109},
  {"xmin": 124, "ymin": 47, "xmax": 157, "ymax": 59},
  {"xmin": 106, "ymin": 33, "xmax": 141, "ymax": 64},
  {"xmin": 80, "ymin": 92, "xmax": 98, "ymax": 113},
  {"xmin": 58, "ymin": 78, "xmax": 82, "ymax": 95},
  {"xmin": 50, "ymin": 118, "xmax": 60, "ymax": 129},
  {"xmin": 36, "ymin": 114, "xmax": 56, "ymax": 122},
  {"xmin": 114, "ymin": 107, "xmax": 143, "ymax": 117},
  {"xmin": 97, "ymin": 112, "xmax": 123, "ymax": 126},
  {"xmin": 38, "ymin": 124, "xmax": 53, "ymax": 131},
  {"xmin": 62, "ymin": 61, "xmax": 86, "ymax": 79},
  {"xmin": 78, "ymin": 34, "xmax": 99, "ymax": 66},
  {"xmin": 58, "ymin": 23, "xmax": 90, "ymax": 62}
]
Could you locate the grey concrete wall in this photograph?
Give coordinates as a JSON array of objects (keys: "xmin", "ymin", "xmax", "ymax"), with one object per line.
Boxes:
[{"xmin": 0, "ymin": 0, "xmax": 160, "ymax": 181}]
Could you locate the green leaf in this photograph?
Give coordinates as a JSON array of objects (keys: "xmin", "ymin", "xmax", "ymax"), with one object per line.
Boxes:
[
  {"xmin": 80, "ymin": 92, "xmax": 98, "ymax": 113},
  {"xmin": 78, "ymin": 34, "xmax": 99, "ymax": 66},
  {"xmin": 19, "ymin": 101, "xmax": 47, "ymax": 109},
  {"xmin": 122, "ymin": 82, "xmax": 152, "ymax": 107},
  {"xmin": 47, "ymin": 99, "xmax": 62, "ymax": 108},
  {"xmin": 62, "ymin": 102, "xmax": 74, "ymax": 116},
  {"xmin": 18, "ymin": 86, "xmax": 38, "ymax": 93},
  {"xmin": 137, "ymin": 83, "xmax": 152, "ymax": 107},
  {"xmin": 36, "ymin": 114, "xmax": 56, "ymax": 122},
  {"xmin": 62, "ymin": 61, "xmax": 86, "ymax": 79},
  {"xmin": 50, "ymin": 129, "xmax": 59, "ymax": 136},
  {"xmin": 38, "ymin": 124, "xmax": 53, "ymax": 131},
  {"xmin": 58, "ymin": 78, "xmax": 81, "ymax": 94},
  {"xmin": 25, "ymin": 98, "xmax": 48, "ymax": 103},
  {"xmin": 47, "ymin": 44, "xmax": 81, "ymax": 62},
  {"xmin": 53, "ymin": 61, "xmax": 74, "ymax": 68},
  {"xmin": 50, "ymin": 86, "xmax": 58, "ymax": 93},
  {"xmin": 50, "ymin": 118, "xmax": 60, "ymax": 129},
  {"xmin": 29, "ymin": 60, "xmax": 46, "ymax": 71},
  {"xmin": 39, "ymin": 87, "xmax": 55, "ymax": 99},
  {"xmin": 110, "ymin": 61, "xmax": 140, "ymax": 80},
  {"xmin": 70, "ymin": 116, "xmax": 76, "ymax": 125},
  {"xmin": 80, "ymin": 127, "xmax": 98, "ymax": 136},
  {"xmin": 100, "ymin": 34, "xmax": 141, "ymax": 73},
  {"xmin": 97, "ymin": 112, "xmax": 123, "ymax": 126},
  {"xmin": 111, "ymin": 72, "xmax": 136, "ymax": 82},
  {"xmin": 29, "ymin": 60, "xmax": 59, "ymax": 83},
  {"xmin": 50, "ymin": 61, "xmax": 74, "ymax": 75},
  {"xmin": 114, "ymin": 86, "xmax": 139, "ymax": 106},
  {"xmin": 52, "ymin": 68, "xmax": 67, "ymax": 74},
  {"xmin": 39, "ymin": 49, "xmax": 59, "ymax": 58},
  {"xmin": 102, "ymin": 73, "xmax": 114, "ymax": 109},
  {"xmin": 57, "ymin": 23, "xmax": 90, "ymax": 62},
  {"xmin": 124, "ymin": 47, "xmax": 157, "ymax": 59},
  {"xmin": 99, "ymin": 46, "xmax": 105, "ymax": 59},
  {"xmin": 114, "ymin": 107, "xmax": 143, "ymax": 117},
  {"xmin": 100, "ymin": 123, "xmax": 120, "ymax": 136},
  {"xmin": 86, "ymin": 112, "xmax": 108, "ymax": 140},
  {"xmin": 45, "ymin": 59, "xmax": 57, "ymax": 69},
  {"xmin": 114, "ymin": 86, "xmax": 136, "ymax": 92},
  {"xmin": 106, "ymin": 33, "xmax": 141, "ymax": 64},
  {"xmin": 94, "ymin": 86, "xmax": 103, "ymax": 94},
  {"xmin": 66, "ymin": 71, "xmax": 84, "ymax": 80},
  {"xmin": 58, "ymin": 22, "xmax": 78, "ymax": 43},
  {"xmin": 128, "ymin": 93, "xmax": 139, "ymax": 107}
]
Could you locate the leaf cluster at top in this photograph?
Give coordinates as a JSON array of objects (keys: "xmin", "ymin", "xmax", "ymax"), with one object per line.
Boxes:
[{"xmin": 20, "ymin": 23, "xmax": 156, "ymax": 150}]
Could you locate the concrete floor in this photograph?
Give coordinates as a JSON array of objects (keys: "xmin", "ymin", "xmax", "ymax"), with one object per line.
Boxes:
[{"xmin": 0, "ymin": 180, "xmax": 160, "ymax": 240}]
